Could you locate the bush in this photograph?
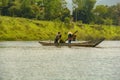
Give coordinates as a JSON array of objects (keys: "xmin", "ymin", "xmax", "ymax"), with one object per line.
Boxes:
[
  {"xmin": 64, "ymin": 17, "xmax": 70, "ymax": 24},
  {"xmin": 103, "ymin": 18, "xmax": 113, "ymax": 25}
]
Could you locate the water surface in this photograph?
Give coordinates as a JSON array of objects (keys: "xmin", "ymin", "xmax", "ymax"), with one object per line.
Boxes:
[{"xmin": 0, "ymin": 41, "xmax": 120, "ymax": 80}]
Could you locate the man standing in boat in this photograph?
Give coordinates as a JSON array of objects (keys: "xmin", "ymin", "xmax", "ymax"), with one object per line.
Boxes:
[
  {"xmin": 54, "ymin": 32, "xmax": 62, "ymax": 43},
  {"xmin": 68, "ymin": 31, "xmax": 73, "ymax": 43},
  {"xmin": 67, "ymin": 31, "xmax": 78, "ymax": 43}
]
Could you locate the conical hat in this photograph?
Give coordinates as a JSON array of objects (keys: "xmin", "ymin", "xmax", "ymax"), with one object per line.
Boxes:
[{"xmin": 68, "ymin": 31, "xmax": 72, "ymax": 34}]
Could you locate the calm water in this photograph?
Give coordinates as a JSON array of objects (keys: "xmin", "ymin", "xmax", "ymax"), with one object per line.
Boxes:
[{"xmin": 0, "ymin": 41, "xmax": 120, "ymax": 80}]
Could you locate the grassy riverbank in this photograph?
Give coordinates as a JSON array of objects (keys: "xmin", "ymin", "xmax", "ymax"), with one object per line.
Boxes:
[{"xmin": 0, "ymin": 16, "xmax": 120, "ymax": 41}]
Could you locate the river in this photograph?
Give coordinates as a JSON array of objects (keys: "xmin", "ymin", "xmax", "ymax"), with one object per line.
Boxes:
[{"xmin": 0, "ymin": 41, "xmax": 120, "ymax": 80}]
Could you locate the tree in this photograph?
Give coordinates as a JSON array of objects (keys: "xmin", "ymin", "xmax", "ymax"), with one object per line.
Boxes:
[
  {"xmin": 93, "ymin": 3, "xmax": 120, "ymax": 25},
  {"xmin": 61, "ymin": 8, "xmax": 70, "ymax": 21},
  {"xmin": 72, "ymin": 0, "xmax": 86, "ymax": 9},
  {"xmin": 44, "ymin": 0, "xmax": 68, "ymax": 20},
  {"xmin": 73, "ymin": 0, "xmax": 96, "ymax": 23},
  {"xmin": 115, "ymin": 3, "xmax": 120, "ymax": 25},
  {"xmin": 0, "ymin": 0, "xmax": 70, "ymax": 21},
  {"xmin": 72, "ymin": 0, "xmax": 86, "ymax": 21},
  {"xmin": 93, "ymin": 5, "xmax": 108, "ymax": 16},
  {"xmin": 93, "ymin": 5, "xmax": 108, "ymax": 24},
  {"xmin": 8, "ymin": 5, "xmax": 21, "ymax": 17},
  {"xmin": 1, "ymin": 0, "xmax": 9, "ymax": 6}
]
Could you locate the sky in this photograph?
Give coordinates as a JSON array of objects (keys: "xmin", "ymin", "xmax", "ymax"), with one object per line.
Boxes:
[
  {"xmin": 95, "ymin": 0, "xmax": 120, "ymax": 6},
  {"xmin": 66, "ymin": 0, "xmax": 120, "ymax": 14}
]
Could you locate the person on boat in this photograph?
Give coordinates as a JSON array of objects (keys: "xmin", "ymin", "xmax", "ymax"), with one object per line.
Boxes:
[
  {"xmin": 72, "ymin": 34, "xmax": 77, "ymax": 41},
  {"xmin": 59, "ymin": 39, "xmax": 65, "ymax": 43},
  {"xmin": 54, "ymin": 32, "xmax": 62, "ymax": 43},
  {"xmin": 68, "ymin": 31, "xmax": 73, "ymax": 43}
]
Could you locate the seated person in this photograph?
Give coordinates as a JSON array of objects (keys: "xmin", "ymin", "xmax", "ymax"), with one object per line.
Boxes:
[
  {"xmin": 59, "ymin": 39, "xmax": 65, "ymax": 43},
  {"xmin": 72, "ymin": 35, "xmax": 76, "ymax": 41},
  {"xmin": 54, "ymin": 32, "xmax": 61, "ymax": 43}
]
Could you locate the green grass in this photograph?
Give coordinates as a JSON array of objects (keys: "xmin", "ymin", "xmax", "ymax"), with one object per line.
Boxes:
[{"xmin": 0, "ymin": 16, "xmax": 120, "ymax": 41}]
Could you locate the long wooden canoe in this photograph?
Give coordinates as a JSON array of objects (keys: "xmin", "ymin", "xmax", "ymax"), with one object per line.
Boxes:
[{"xmin": 39, "ymin": 38, "xmax": 105, "ymax": 47}]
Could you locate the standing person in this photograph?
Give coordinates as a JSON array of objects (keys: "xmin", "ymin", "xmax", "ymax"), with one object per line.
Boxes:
[
  {"xmin": 54, "ymin": 32, "xmax": 61, "ymax": 43},
  {"xmin": 68, "ymin": 31, "xmax": 73, "ymax": 43}
]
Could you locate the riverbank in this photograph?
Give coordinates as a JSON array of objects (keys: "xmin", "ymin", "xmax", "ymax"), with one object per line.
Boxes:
[{"xmin": 0, "ymin": 16, "xmax": 120, "ymax": 41}]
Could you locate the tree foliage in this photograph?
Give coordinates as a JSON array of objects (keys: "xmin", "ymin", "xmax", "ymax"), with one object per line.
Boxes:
[
  {"xmin": 73, "ymin": 0, "xmax": 96, "ymax": 23},
  {"xmin": 0, "ymin": 0, "xmax": 120, "ymax": 25},
  {"xmin": 0, "ymin": 0, "xmax": 70, "ymax": 21},
  {"xmin": 93, "ymin": 3, "xmax": 120, "ymax": 25}
]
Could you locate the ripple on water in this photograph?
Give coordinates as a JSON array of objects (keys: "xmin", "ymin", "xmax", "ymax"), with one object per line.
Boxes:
[{"xmin": 0, "ymin": 41, "xmax": 120, "ymax": 80}]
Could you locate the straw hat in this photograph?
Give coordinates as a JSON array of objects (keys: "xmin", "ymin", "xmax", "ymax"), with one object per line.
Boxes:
[{"xmin": 68, "ymin": 31, "xmax": 72, "ymax": 34}]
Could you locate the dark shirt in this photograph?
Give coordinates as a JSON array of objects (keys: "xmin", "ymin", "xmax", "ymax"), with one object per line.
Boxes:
[
  {"xmin": 54, "ymin": 34, "xmax": 61, "ymax": 43},
  {"xmin": 68, "ymin": 34, "xmax": 72, "ymax": 40}
]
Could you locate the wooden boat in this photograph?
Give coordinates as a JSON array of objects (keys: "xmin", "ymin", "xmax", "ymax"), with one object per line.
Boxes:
[{"xmin": 39, "ymin": 38, "xmax": 105, "ymax": 47}]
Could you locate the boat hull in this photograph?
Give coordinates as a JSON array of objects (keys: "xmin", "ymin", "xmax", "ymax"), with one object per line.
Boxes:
[{"xmin": 39, "ymin": 38, "xmax": 105, "ymax": 47}]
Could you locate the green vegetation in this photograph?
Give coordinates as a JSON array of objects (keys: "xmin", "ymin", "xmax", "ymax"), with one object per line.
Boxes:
[
  {"xmin": 0, "ymin": 0, "xmax": 120, "ymax": 25},
  {"xmin": 0, "ymin": 16, "xmax": 120, "ymax": 41}
]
